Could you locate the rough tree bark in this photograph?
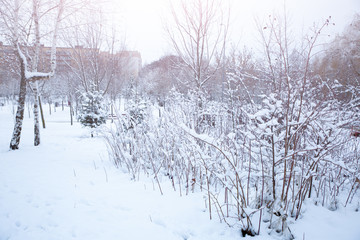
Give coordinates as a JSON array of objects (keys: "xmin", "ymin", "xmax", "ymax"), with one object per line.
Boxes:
[
  {"xmin": 9, "ymin": 0, "xmax": 26, "ymax": 150},
  {"xmin": 9, "ymin": 0, "xmax": 65, "ymax": 149},
  {"xmin": 31, "ymin": 0, "xmax": 41, "ymax": 146},
  {"xmin": 9, "ymin": 46, "xmax": 27, "ymax": 150}
]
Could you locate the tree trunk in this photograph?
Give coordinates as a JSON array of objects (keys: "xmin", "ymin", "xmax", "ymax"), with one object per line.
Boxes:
[
  {"xmin": 39, "ymin": 95, "xmax": 46, "ymax": 128},
  {"xmin": 31, "ymin": 0, "xmax": 41, "ymax": 146},
  {"xmin": 33, "ymin": 85, "xmax": 40, "ymax": 146},
  {"xmin": 69, "ymin": 100, "xmax": 73, "ymax": 125},
  {"xmin": 10, "ymin": 61, "xmax": 27, "ymax": 150}
]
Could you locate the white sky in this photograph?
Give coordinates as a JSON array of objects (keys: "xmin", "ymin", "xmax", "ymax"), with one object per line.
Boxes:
[{"xmin": 112, "ymin": 0, "xmax": 360, "ymax": 64}]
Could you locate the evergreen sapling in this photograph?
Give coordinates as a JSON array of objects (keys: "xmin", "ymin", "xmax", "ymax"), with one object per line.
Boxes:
[{"xmin": 78, "ymin": 90, "xmax": 107, "ymax": 137}]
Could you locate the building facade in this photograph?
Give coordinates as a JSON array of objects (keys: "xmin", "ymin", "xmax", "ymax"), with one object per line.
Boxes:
[{"xmin": 0, "ymin": 41, "xmax": 142, "ymax": 84}]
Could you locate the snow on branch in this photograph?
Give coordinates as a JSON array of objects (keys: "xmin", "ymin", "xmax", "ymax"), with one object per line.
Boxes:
[
  {"xmin": 16, "ymin": 43, "xmax": 54, "ymax": 81},
  {"xmin": 25, "ymin": 71, "xmax": 53, "ymax": 81},
  {"xmin": 14, "ymin": 0, "xmax": 65, "ymax": 83}
]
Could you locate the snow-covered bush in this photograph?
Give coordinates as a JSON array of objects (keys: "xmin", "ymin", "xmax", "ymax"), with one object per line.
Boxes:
[
  {"xmin": 126, "ymin": 98, "xmax": 148, "ymax": 130},
  {"xmin": 105, "ymin": 88, "xmax": 360, "ymax": 238},
  {"xmin": 104, "ymin": 13, "xmax": 360, "ymax": 238},
  {"xmin": 78, "ymin": 90, "xmax": 107, "ymax": 137}
]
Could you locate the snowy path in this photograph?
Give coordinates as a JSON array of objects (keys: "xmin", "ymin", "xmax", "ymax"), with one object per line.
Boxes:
[
  {"xmin": 0, "ymin": 106, "xmax": 237, "ymax": 240},
  {"xmin": 1, "ymin": 105, "xmax": 360, "ymax": 240}
]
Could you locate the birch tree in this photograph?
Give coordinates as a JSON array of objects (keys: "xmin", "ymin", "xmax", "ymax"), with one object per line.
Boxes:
[{"xmin": 30, "ymin": 0, "xmax": 65, "ymax": 146}]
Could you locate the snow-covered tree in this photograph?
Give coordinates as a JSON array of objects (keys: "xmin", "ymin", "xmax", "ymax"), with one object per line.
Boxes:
[
  {"xmin": 104, "ymin": 6, "xmax": 360, "ymax": 240},
  {"xmin": 0, "ymin": 0, "xmax": 102, "ymax": 149},
  {"xmin": 313, "ymin": 13, "xmax": 360, "ymax": 107},
  {"xmin": 3, "ymin": 0, "xmax": 66, "ymax": 149},
  {"xmin": 78, "ymin": 90, "xmax": 107, "ymax": 137}
]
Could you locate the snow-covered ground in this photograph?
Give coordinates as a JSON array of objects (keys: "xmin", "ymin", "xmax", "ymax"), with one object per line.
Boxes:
[{"xmin": 0, "ymin": 103, "xmax": 359, "ymax": 240}]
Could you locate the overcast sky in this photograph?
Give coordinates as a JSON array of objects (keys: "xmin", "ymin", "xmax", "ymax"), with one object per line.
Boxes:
[{"xmin": 112, "ymin": 0, "xmax": 360, "ymax": 64}]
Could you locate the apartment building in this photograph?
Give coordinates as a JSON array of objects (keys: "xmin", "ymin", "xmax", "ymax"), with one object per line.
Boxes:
[{"xmin": 0, "ymin": 42, "xmax": 142, "ymax": 81}]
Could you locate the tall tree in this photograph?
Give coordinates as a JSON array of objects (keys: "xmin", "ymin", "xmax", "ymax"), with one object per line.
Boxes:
[
  {"xmin": 165, "ymin": 0, "xmax": 229, "ymax": 95},
  {"xmin": 63, "ymin": 10, "xmax": 123, "ymax": 95},
  {"xmin": 314, "ymin": 13, "xmax": 360, "ymax": 106},
  {"xmin": 0, "ymin": 0, "xmax": 65, "ymax": 149}
]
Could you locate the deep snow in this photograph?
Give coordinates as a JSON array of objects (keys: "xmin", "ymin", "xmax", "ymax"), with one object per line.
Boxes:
[{"xmin": 0, "ymin": 103, "xmax": 359, "ymax": 240}]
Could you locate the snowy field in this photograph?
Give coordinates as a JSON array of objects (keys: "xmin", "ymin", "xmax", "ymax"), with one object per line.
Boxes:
[{"xmin": 0, "ymin": 104, "xmax": 360, "ymax": 240}]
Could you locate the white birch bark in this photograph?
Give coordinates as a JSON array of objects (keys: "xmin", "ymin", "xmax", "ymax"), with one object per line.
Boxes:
[
  {"xmin": 10, "ymin": 0, "xmax": 27, "ymax": 149},
  {"xmin": 10, "ymin": 0, "xmax": 66, "ymax": 149},
  {"xmin": 31, "ymin": 0, "xmax": 41, "ymax": 146}
]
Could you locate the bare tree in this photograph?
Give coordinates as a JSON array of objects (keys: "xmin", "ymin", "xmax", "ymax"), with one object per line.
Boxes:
[
  {"xmin": 139, "ymin": 55, "xmax": 185, "ymax": 102},
  {"xmin": 165, "ymin": 0, "xmax": 229, "ymax": 96},
  {"xmin": 29, "ymin": 0, "xmax": 65, "ymax": 146},
  {"xmin": 0, "ymin": 0, "xmax": 103, "ymax": 149},
  {"xmin": 62, "ymin": 10, "xmax": 124, "ymax": 95},
  {"xmin": 0, "ymin": 0, "xmax": 66, "ymax": 149},
  {"xmin": 314, "ymin": 13, "xmax": 360, "ymax": 106}
]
